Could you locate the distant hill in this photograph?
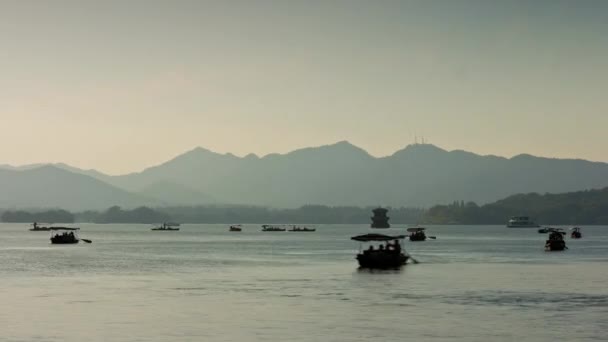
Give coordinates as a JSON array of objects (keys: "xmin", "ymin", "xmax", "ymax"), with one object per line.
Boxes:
[
  {"xmin": 4, "ymin": 142, "xmax": 608, "ymax": 209},
  {"xmin": 90, "ymin": 142, "xmax": 608, "ymax": 207},
  {"xmin": 0, "ymin": 162, "xmax": 115, "ymax": 184},
  {"xmin": 422, "ymin": 187, "xmax": 608, "ymax": 225},
  {"xmin": 98, "ymin": 142, "xmax": 381, "ymax": 206},
  {"xmin": 0, "ymin": 166, "xmax": 156, "ymax": 211}
]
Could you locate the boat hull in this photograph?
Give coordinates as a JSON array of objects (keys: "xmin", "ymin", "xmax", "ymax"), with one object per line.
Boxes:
[
  {"xmin": 545, "ymin": 240, "xmax": 566, "ymax": 251},
  {"xmin": 571, "ymin": 232, "xmax": 582, "ymax": 239},
  {"xmin": 151, "ymin": 228, "xmax": 180, "ymax": 231},
  {"xmin": 50, "ymin": 238, "xmax": 79, "ymax": 244},
  {"xmin": 356, "ymin": 252, "xmax": 408, "ymax": 269}
]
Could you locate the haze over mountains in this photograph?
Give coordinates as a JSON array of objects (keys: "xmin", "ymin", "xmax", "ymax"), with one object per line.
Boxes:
[
  {"xmin": 0, "ymin": 166, "xmax": 156, "ymax": 210},
  {"xmin": 2, "ymin": 142, "xmax": 608, "ymax": 211}
]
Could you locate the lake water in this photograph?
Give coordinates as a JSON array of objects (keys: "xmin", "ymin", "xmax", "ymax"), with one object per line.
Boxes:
[{"xmin": 1, "ymin": 224, "xmax": 607, "ymax": 341}]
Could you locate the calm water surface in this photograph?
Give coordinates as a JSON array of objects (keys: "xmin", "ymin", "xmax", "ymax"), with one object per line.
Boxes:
[{"xmin": 1, "ymin": 224, "xmax": 607, "ymax": 341}]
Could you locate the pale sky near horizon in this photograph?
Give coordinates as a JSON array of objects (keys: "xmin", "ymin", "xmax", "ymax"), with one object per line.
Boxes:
[{"xmin": 1, "ymin": 0, "xmax": 607, "ymax": 174}]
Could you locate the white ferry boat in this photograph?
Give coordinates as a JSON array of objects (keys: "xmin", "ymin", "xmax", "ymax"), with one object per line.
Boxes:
[{"xmin": 507, "ymin": 216, "xmax": 540, "ymax": 228}]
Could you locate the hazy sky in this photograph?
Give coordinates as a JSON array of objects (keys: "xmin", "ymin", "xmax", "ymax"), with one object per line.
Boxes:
[{"xmin": 1, "ymin": 0, "xmax": 607, "ymax": 174}]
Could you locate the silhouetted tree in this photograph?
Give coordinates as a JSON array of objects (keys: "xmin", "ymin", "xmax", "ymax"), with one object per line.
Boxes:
[{"xmin": 1, "ymin": 209, "xmax": 74, "ymax": 223}]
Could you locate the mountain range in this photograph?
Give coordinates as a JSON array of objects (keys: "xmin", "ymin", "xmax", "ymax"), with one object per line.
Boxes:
[
  {"xmin": 0, "ymin": 166, "xmax": 156, "ymax": 210},
  {"xmin": 2, "ymin": 142, "xmax": 608, "ymax": 210}
]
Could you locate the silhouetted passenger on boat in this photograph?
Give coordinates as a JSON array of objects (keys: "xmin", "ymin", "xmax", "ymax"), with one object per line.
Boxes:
[
  {"xmin": 393, "ymin": 240, "xmax": 401, "ymax": 253},
  {"xmin": 364, "ymin": 245, "xmax": 375, "ymax": 255}
]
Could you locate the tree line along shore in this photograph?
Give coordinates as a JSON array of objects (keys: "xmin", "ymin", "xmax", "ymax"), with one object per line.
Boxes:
[{"xmin": 2, "ymin": 187, "xmax": 608, "ymax": 225}]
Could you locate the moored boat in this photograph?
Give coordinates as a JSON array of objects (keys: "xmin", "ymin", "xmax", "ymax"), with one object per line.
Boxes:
[
  {"xmin": 288, "ymin": 225, "xmax": 316, "ymax": 232},
  {"xmin": 539, "ymin": 227, "xmax": 564, "ymax": 234},
  {"xmin": 351, "ymin": 233, "xmax": 410, "ymax": 269},
  {"xmin": 538, "ymin": 227, "xmax": 551, "ymax": 233},
  {"xmin": 29, "ymin": 222, "xmax": 51, "ymax": 231},
  {"xmin": 229, "ymin": 225, "xmax": 242, "ymax": 232},
  {"xmin": 261, "ymin": 225, "xmax": 286, "ymax": 232},
  {"xmin": 570, "ymin": 227, "xmax": 582, "ymax": 239},
  {"xmin": 507, "ymin": 216, "xmax": 540, "ymax": 228},
  {"xmin": 151, "ymin": 223, "xmax": 180, "ymax": 231}
]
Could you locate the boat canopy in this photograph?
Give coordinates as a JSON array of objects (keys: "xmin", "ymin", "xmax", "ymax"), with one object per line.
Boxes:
[
  {"xmin": 351, "ymin": 233, "xmax": 406, "ymax": 242},
  {"xmin": 407, "ymin": 227, "xmax": 426, "ymax": 232},
  {"xmin": 49, "ymin": 227, "xmax": 80, "ymax": 231}
]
